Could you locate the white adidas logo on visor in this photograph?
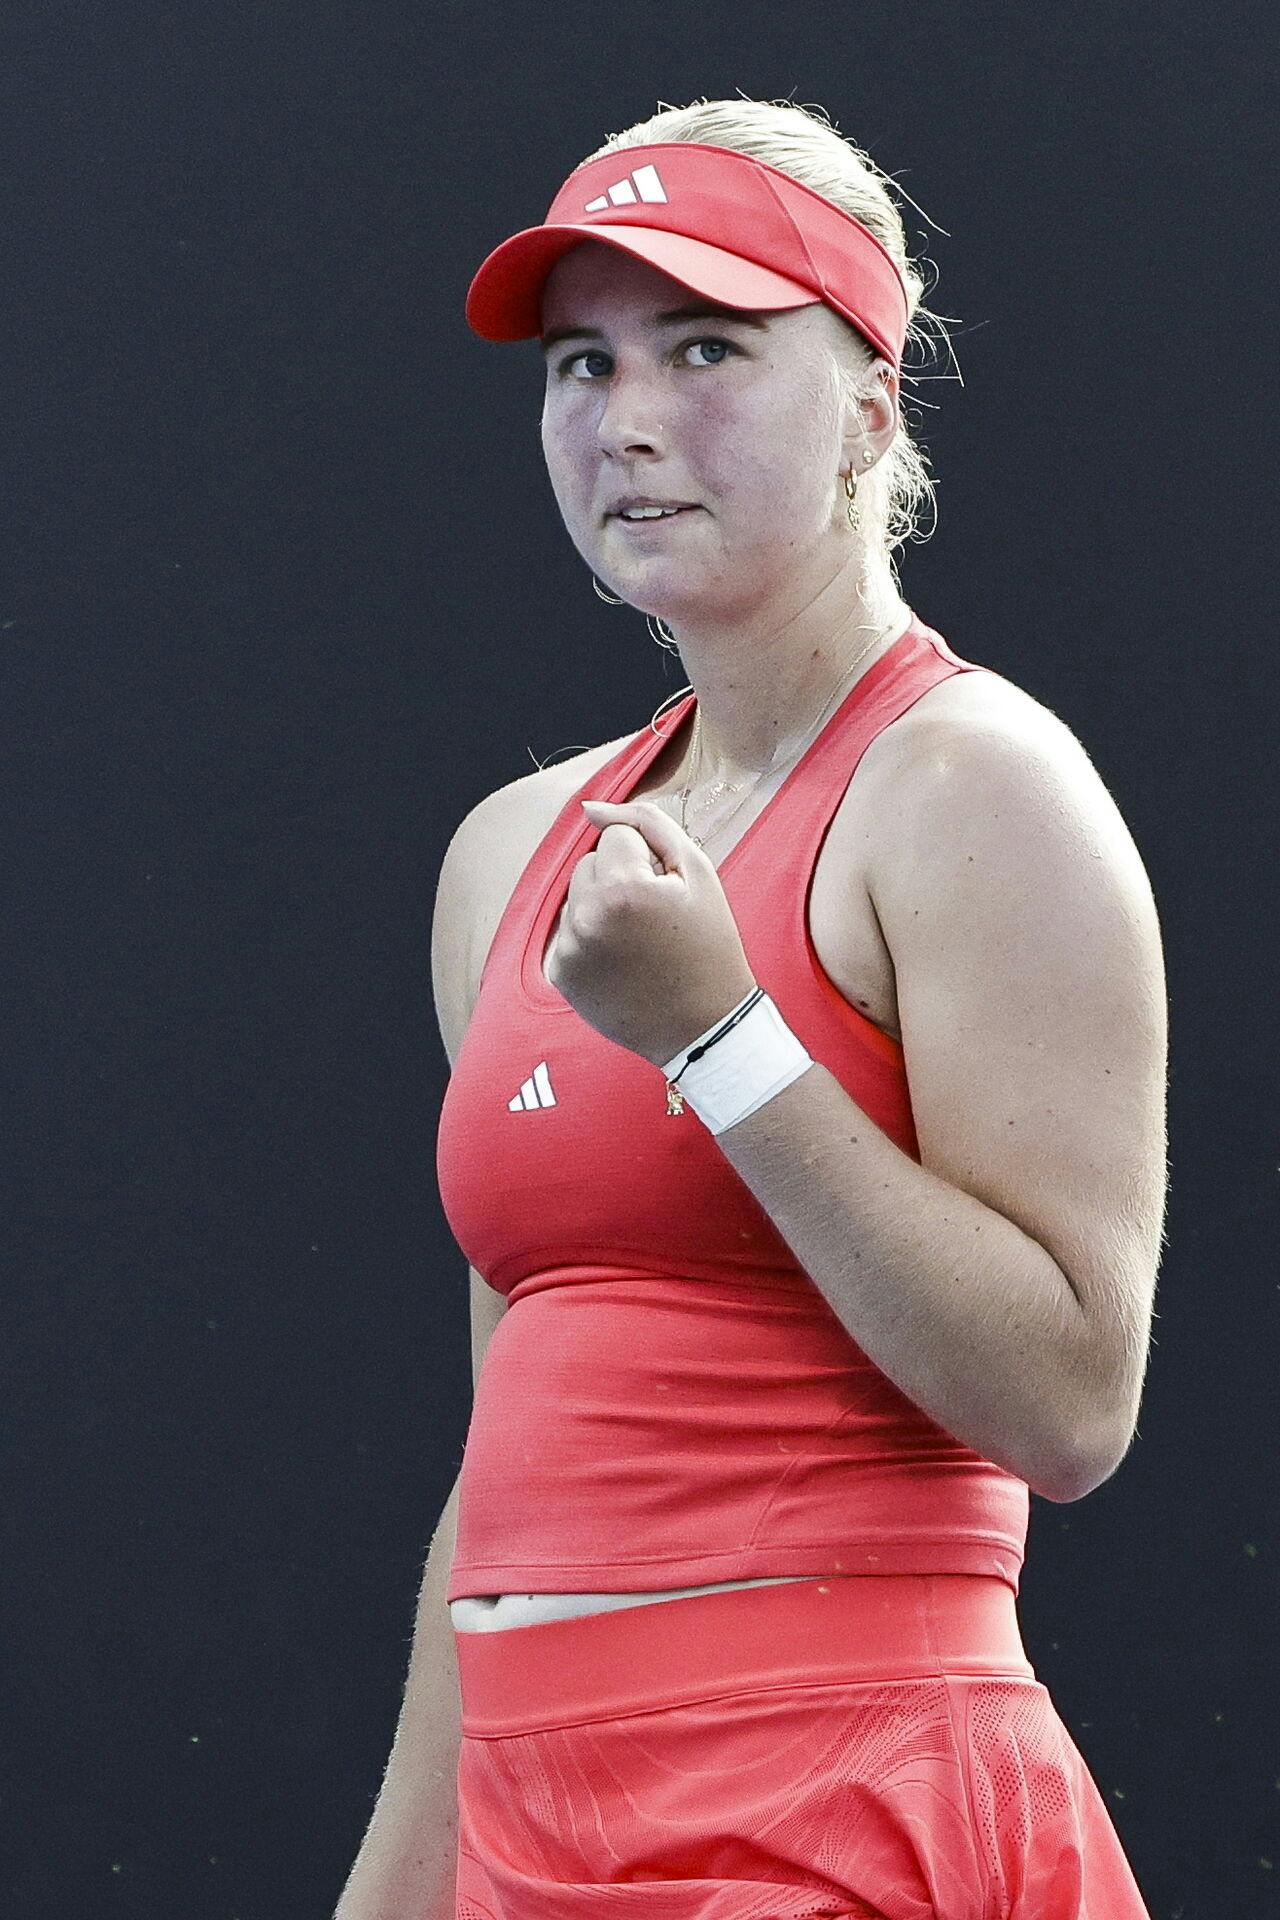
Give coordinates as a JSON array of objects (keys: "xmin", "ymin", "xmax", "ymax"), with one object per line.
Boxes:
[
  {"xmin": 508, "ymin": 1061, "xmax": 557, "ymax": 1111},
  {"xmin": 583, "ymin": 164, "xmax": 669, "ymax": 212}
]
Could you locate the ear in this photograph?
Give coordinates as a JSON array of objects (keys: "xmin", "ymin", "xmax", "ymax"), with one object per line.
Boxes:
[{"xmin": 839, "ymin": 356, "xmax": 899, "ymax": 473}]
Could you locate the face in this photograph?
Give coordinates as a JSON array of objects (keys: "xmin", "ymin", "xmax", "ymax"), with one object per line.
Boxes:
[{"xmin": 538, "ymin": 243, "xmax": 881, "ymax": 625}]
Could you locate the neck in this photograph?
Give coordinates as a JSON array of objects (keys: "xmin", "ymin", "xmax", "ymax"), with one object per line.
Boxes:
[{"xmin": 668, "ymin": 551, "xmax": 909, "ymax": 783}]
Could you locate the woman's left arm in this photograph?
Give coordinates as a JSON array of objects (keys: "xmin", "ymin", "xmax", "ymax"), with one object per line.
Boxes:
[{"xmin": 714, "ymin": 710, "xmax": 1170, "ymax": 1504}]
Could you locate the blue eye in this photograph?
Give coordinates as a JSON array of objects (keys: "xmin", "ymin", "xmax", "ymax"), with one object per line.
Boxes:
[
  {"xmin": 557, "ymin": 337, "xmax": 737, "ymax": 378},
  {"xmin": 684, "ymin": 338, "xmax": 733, "ymax": 367}
]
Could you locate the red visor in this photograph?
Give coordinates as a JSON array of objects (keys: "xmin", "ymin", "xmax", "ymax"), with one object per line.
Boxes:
[{"xmin": 465, "ymin": 141, "xmax": 908, "ymax": 371}]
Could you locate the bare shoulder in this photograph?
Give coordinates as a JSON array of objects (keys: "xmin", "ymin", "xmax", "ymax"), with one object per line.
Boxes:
[
  {"xmin": 867, "ymin": 662, "xmax": 1076, "ymax": 781},
  {"xmin": 481, "ymin": 729, "xmax": 639, "ymax": 859},
  {"xmin": 431, "ymin": 731, "xmax": 637, "ymax": 1070},
  {"xmin": 865, "ymin": 660, "xmax": 1163, "ymax": 960},
  {"xmin": 863, "ymin": 664, "xmax": 1139, "ymax": 853},
  {"xmin": 481, "ymin": 725, "xmax": 639, "ymax": 929}
]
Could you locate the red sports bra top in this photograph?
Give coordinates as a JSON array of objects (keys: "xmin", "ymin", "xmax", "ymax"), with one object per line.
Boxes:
[{"xmin": 436, "ymin": 611, "xmax": 1030, "ymax": 1601}]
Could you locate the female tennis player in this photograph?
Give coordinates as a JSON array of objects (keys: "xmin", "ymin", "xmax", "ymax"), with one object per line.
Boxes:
[{"xmin": 336, "ymin": 97, "xmax": 1168, "ymax": 1920}]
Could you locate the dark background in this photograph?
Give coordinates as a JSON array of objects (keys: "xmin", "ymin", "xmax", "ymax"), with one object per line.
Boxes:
[{"xmin": 2, "ymin": 3, "xmax": 1276, "ymax": 1916}]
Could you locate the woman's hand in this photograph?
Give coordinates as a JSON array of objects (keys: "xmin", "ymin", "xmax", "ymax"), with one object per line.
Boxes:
[{"xmin": 545, "ymin": 798, "xmax": 759, "ymax": 1069}]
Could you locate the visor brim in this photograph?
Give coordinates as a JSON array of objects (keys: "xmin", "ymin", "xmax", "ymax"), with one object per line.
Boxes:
[{"xmin": 465, "ymin": 223, "xmax": 820, "ymax": 342}]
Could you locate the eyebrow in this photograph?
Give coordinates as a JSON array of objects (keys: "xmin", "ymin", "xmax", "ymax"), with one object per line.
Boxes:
[{"xmin": 539, "ymin": 302, "xmax": 771, "ymax": 354}]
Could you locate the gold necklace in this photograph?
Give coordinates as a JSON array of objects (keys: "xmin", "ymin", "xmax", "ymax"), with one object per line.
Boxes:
[{"xmin": 677, "ymin": 617, "xmax": 900, "ymax": 850}]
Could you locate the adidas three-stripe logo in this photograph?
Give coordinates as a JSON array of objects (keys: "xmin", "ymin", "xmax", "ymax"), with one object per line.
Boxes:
[
  {"xmin": 584, "ymin": 164, "xmax": 669, "ymax": 213},
  {"xmin": 508, "ymin": 1061, "xmax": 557, "ymax": 1111}
]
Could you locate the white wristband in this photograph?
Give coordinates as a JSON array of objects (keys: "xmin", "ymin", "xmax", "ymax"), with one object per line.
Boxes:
[{"xmin": 661, "ymin": 989, "xmax": 815, "ymax": 1135}]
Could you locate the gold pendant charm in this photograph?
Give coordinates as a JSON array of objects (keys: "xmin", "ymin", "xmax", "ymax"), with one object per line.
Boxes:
[{"xmin": 665, "ymin": 1081, "xmax": 686, "ymax": 1115}]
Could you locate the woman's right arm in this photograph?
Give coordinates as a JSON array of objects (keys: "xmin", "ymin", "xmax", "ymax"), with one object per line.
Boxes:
[
  {"xmin": 335, "ymin": 791, "xmax": 514, "ymax": 1918},
  {"xmin": 332, "ymin": 1471, "xmax": 463, "ymax": 1920},
  {"xmin": 334, "ymin": 1256, "xmax": 508, "ymax": 1918}
]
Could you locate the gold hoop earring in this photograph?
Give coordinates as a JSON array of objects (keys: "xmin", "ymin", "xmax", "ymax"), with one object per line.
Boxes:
[
  {"xmin": 844, "ymin": 447, "xmax": 876, "ymax": 532},
  {"xmin": 843, "ymin": 468, "xmax": 861, "ymax": 534},
  {"xmin": 592, "ymin": 574, "xmax": 624, "ymax": 605}
]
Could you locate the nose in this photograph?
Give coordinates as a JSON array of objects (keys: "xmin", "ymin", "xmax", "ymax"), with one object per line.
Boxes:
[{"xmin": 594, "ymin": 363, "xmax": 668, "ymax": 458}]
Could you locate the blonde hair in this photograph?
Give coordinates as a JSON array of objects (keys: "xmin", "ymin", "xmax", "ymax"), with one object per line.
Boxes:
[{"xmin": 576, "ymin": 94, "xmax": 956, "ymax": 582}]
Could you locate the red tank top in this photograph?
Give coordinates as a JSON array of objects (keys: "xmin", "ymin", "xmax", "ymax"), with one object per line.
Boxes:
[{"xmin": 437, "ymin": 611, "xmax": 1029, "ymax": 1601}]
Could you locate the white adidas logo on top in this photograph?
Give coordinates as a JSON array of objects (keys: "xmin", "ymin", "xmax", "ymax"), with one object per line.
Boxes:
[
  {"xmin": 584, "ymin": 164, "xmax": 669, "ymax": 212},
  {"xmin": 508, "ymin": 1061, "xmax": 557, "ymax": 1111}
]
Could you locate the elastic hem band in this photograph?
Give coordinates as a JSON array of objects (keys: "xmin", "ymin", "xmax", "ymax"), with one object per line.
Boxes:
[{"xmin": 454, "ymin": 1572, "xmax": 1035, "ymax": 1736}]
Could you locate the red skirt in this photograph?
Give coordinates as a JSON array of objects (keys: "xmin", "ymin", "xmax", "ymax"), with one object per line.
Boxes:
[{"xmin": 453, "ymin": 1572, "xmax": 1151, "ymax": 1918}]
